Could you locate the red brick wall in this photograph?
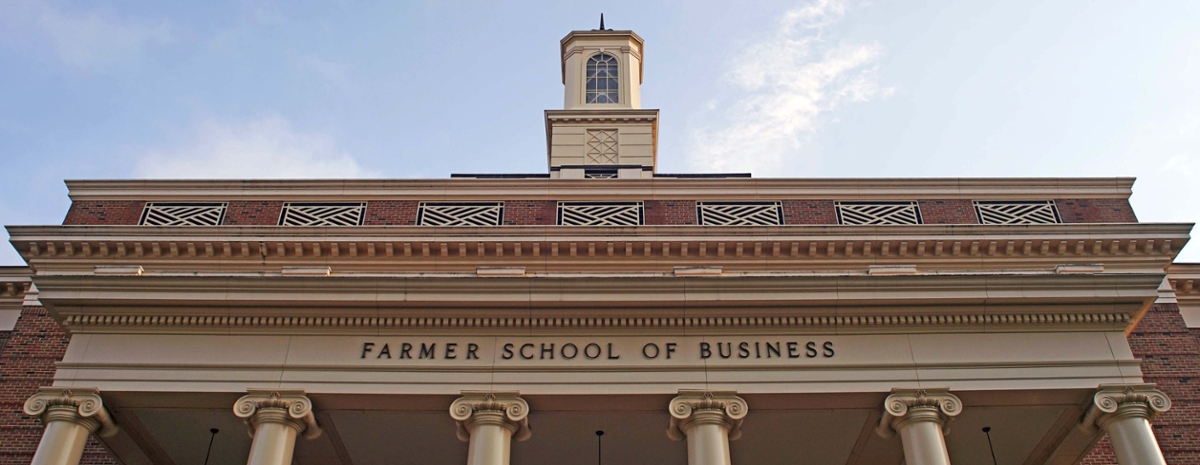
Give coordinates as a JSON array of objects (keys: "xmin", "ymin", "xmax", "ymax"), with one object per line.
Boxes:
[
  {"xmin": 223, "ymin": 201, "xmax": 284, "ymax": 226},
  {"xmin": 645, "ymin": 200, "xmax": 697, "ymax": 225},
  {"xmin": 782, "ymin": 200, "xmax": 838, "ymax": 225},
  {"xmin": 918, "ymin": 200, "xmax": 979, "ymax": 225},
  {"xmin": 502, "ymin": 200, "xmax": 556, "ymax": 225},
  {"xmin": 363, "ymin": 200, "xmax": 419, "ymax": 226},
  {"xmin": 1056, "ymin": 199, "xmax": 1137, "ymax": 223},
  {"xmin": 62, "ymin": 201, "xmax": 145, "ymax": 226},
  {"xmin": 1078, "ymin": 302, "xmax": 1200, "ymax": 464},
  {"xmin": 0, "ymin": 307, "xmax": 118, "ymax": 464}
]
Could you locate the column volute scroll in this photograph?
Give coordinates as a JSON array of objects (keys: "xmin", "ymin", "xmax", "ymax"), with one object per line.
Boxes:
[
  {"xmin": 449, "ymin": 391, "xmax": 532, "ymax": 442},
  {"xmin": 1079, "ymin": 384, "xmax": 1171, "ymax": 465},
  {"xmin": 23, "ymin": 387, "xmax": 120, "ymax": 438},
  {"xmin": 667, "ymin": 390, "xmax": 749, "ymax": 442},
  {"xmin": 233, "ymin": 389, "xmax": 322, "ymax": 440},
  {"xmin": 875, "ymin": 388, "xmax": 962, "ymax": 438}
]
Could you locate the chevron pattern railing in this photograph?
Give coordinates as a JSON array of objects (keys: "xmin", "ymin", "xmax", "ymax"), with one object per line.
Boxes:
[
  {"xmin": 697, "ymin": 202, "xmax": 783, "ymax": 226},
  {"xmin": 279, "ymin": 203, "xmax": 366, "ymax": 226},
  {"xmin": 835, "ymin": 202, "xmax": 922, "ymax": 225},
  {"xmin": 557, "ymin": 202, "xmax": 643, "ymax": 226},
  {"xmin": 974, "ymin": 201, "xmax": 1061, "ymax": 224},
  {"xmin": 418, "ymin": 202, "xmax": 504, "ymax": 226},
  {"xmin": 139, "ymin": 203, "xmax": 227, "ymax": 226}
]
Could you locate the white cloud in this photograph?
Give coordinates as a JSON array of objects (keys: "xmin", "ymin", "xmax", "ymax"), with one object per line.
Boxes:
[
  {"xmin": 687, "ymin": 0, "xmax": 891, "ymax": 175},
  {"xmin": 134, "ymin": 117, "xmax": 379, "ymax": 179},
  {"xmin": 5, "ymin": 1, "xmax": 176, "ymax": 69}
]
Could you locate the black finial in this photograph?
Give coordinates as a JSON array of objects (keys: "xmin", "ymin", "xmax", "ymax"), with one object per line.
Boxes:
[{"xmin": 600, "ymin": 13, "xmax": 605, "ymax": 31}]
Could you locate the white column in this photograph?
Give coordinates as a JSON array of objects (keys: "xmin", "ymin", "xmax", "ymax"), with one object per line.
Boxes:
[
  {"xmin": 23, "ymin": 388, "xmax": 120, "ymax": 465},
  {"xmin": 1081, "ymin": 384, "xmax": 1171, "ymax": 465},
  {"xmin": 667, "ymin": 390, "xmax": 748, "ymax": 465},
  {"xmin": 875, "ymin": 388, "xmax": 962, "ymax": 465},
  {"xmin": 234, "ymin": 389, "xmax": 323, "ymax": 465},
  {"xmin": 450, "ymin": 391, "xmax": 532, "ymax": 465}
]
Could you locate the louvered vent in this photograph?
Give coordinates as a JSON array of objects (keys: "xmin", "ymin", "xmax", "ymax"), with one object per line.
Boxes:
[
  {"xmin": 557, "ymin": 202, "xmax": 643, "ymax": 226},
  {"xmin": 278, "ymin": 203, "xmax": 365, "ymax": 226},
  {"xmin": 418, "ymin": 202, "xmax": 504, "ymax": 226},
  {"xmin": 835, "ymin": 202, "xmax": 922, "ymax": 225},
  {"xmin": 697, "ymin": 202, "xmax": 783, "ymax": 226},
  {"xmin": 974, "ymin": 201, "xmax": 1061, "ymax": 224},
  {"xmin": 139, "ymin": 203, "xmax": 227, "ymax": 226}
]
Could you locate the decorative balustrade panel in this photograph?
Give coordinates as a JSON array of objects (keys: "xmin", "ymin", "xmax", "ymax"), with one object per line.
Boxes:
[
  {"xmin": 974, "ymin": 201, "xmax": 1061, "ymax": 224},
  {"xmin": 279, "ymin": 203, "xmax": 366, "ymax": 226},
  {"xmin": 139, "ymin": 203, "xmax": 228, "ymax": 226},
  {"xmin": 417, "ymin": 202, "xmax": 504, "ymax": 226},
  {"xmin": 835, "ymin": 202, "xmax": 922, "ymax": 225},
  {"xmin": 558, "ymin": 202, "xmax": 644, "ymax": 226},
  {"xmin": 697, "ymin": 202, "xmax": 783, "ymax": 226}
]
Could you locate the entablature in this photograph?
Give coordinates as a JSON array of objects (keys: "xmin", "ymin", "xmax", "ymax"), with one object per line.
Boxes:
[{"xmin": 31, "ymin": 271, "xmax": 1161, "ymax": 335}]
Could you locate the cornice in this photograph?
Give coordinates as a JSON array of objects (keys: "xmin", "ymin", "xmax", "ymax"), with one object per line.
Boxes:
[
  {"xmin": 9, "ymin": 223, "xmax": 1189, "ymax": 273},
  {"xmin": 61, "ymin": 177, "xmax": 1136, "ymax": 201},
  {"xmin": 1168, "ymin": 263, "xmax": 1200, "ymax": 300},
  {"xmin": 0, "ymin": 267, "xmax": 32, "ymax": 310}
]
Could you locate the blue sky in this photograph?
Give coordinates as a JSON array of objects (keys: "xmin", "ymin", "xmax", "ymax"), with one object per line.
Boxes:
[{"xmin": 2, "ymin": 0, "xmax": 1199, "ymax": 265}]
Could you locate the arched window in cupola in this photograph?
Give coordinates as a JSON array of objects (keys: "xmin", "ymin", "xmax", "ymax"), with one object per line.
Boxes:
[{"xmin": 585, "ymin": 53, "xmax": 620, "ymax": 104}]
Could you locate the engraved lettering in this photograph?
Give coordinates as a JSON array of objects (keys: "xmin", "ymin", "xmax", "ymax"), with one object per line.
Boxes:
[
  {"xmin": 738, "ymin": 342, "xmax": 750, "ymax": 358},
  {"xmin": 361, "ymin": 342, "xmax": 374, "ymax": 359},
  {"xmin": 787, "ymin": 342, "xmax": 799, "ymax": 358},
  {"xmin": 718, "ymin": 342, "xmax": 732, "ymax": 359},
  {"xmin": 607, "ymin": 343, "xmax": 620, "ymax": 359},
  {"xmin": 823, "ymin": 341, "xmax": 835, "ymax": 357},
  {"xmin": 520, "ymin": 343, "xmax": 535, "ymax": 360},
  {"xmin": 377, "ymin": 343, "xmax": 391, "ymax": 359},
  {"xmin": 806, "ymin": 341, "xmax": 817, "ymax": 358},
  {"xmin": 642, "ymin": 343, "xmax": 659, "ymax": 359},
  {"xmin": 467, "ymin": 343, "xmax": 480, "ymax": 360},
  {"xmin": 445, "ymin": 343, "xmax": 457, "ymax": 360},
  {"xmin": 766, "ymin": 342, "xmax": 780, "ymax": 358},
  {"xmin": 502, "ymin": 343, "xmax": 514, "ymax": 360},
  {"xmin": 562, "ymin": 343, "xmax": 578, "ymax": 359},
  {"xmin": 700, "ymin": 342, "xmax": 712, "ymax": 359},
  {"xmin": 400, "ymin": 342, "xmax": 413, "ymax": 359},
  {"xmin": 666, "ymin": 342, "xmax": 677, "ymax": 359},
  {"xmin": 419, "ymin": 343, "xmax": 436, "ymax": 359},
  {"xmin": 584, "ymin": 343, "xmax": 601, "ymax": 359},
  {"xmin": 541, "ymin": 343, "xmax": 554, "ymax": 360}
]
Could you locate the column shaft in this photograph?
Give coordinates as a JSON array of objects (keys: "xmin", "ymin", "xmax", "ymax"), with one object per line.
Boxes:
[
  {"xmin": 1104, "ymin": 413, "xmax": 1167, "ymax": 465},
  {"xmin": 466, "ymin": 414, "xmax": 514, "ymax": 465},
  {"xmin": 896, "ymin": 413, "xmax": 951, "ymax": 465},
  {"xmin": 245, "ymin": 419, "xmax": 300, "ymax": 465},
  {"xmin": 30, "ymin": 410, "xmax": 93, "ymax": 465},
  {"xmin": 684, "ymin": 418, "xmax": 732, "ymax": 465}
]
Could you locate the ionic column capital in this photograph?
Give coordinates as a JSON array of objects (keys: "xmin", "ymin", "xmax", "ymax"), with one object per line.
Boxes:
[
  {"xmin": 449, "ymin": 391, "xmax": 532, "ymax": 442},
  {"xmin": 1081, "ymin": 384, "xmax": 1171, "ymax": 433},
  {"xmin": 667, "ymin": 390, "xmax": 749, "ymax": 442},
  {"xmin": 23, "ymin": 387, "xmax": 119, "ymax": 438},
  {"xmin": 875, "ymin": 388, "xmax": 962, "ymax": 438},
  {"xmin": 234, "ymin": 389, "xmax": 322, "ymax": 440}
]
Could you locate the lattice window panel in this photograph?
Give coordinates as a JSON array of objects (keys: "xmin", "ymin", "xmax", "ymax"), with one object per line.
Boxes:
[
  {"xmin": 974, "ymin": 201, "xmax": 1061, "ymax": 225},
  {"xmin": 585, "ymin": 169, "xmax": 619, "ymax": 179},
  {"xmin": 557, "ymin": 202, "xmax": 643, "ymax": 226},
  {"xmin": 278, "ymin": 203, "xmax": 365, "ymax": 226},
  {"xmin": 418, "ymin": 202, "xmax": 504, "ymax": 226},
  {"xmin": 697, "ymin": 202, "xmax": 783, "ymax": 226},
  {"xmin": 139, "ymin": 203, "xmax": 227, "ymax": 226},
  {"xmin": 835, "ymin": 202, "xmax": 922, "ymax": 225},
  {"xmin": 585, "ymin": 129, "xmax": 619, "ymax": 164}
]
